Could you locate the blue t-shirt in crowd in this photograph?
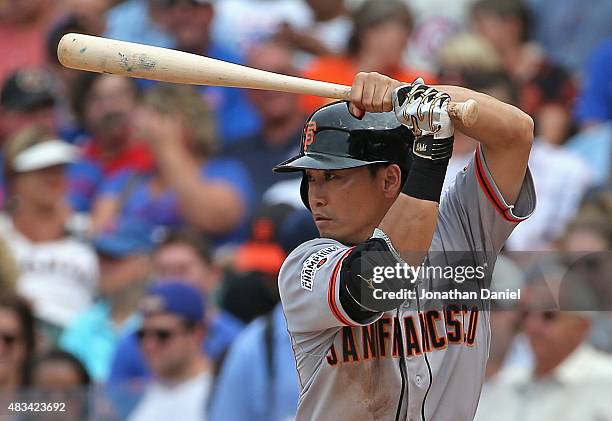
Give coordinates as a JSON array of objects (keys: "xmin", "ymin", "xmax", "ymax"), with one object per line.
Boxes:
[
  {"xmin": 526, "ymin": 0, "xmax": 612, "ymax": 72},
  {"xmin": 67, "ymin": 159, "xmax": 105, "ymax": 213},
  {"xmin": 575, "ymin": 38, "xmax": 612, "ymax": 124},
  {"xmin": 99, "ymin": 158, "xmax": 255, "ymax": 245},
  {"xmin": 105, "ymin": 0, "xmax": 175, "ymax": 48},
  {"xmin": 567, "ymin": 123, "xmax": 612, "ymax": 186},
  {"xmin": 223, "ymin": 131, "xmax": 301, "ymax": 207},
  {"xmin": 208, "ymin": 304, "xmax": 298, "ymax": 421},
  {"xmin": 201, "ymin": 44, "xmax": 261, "ymax": 144},
  {"xmin": 108, "ymin": 310, "xmax": 244, "ymax": 384}
]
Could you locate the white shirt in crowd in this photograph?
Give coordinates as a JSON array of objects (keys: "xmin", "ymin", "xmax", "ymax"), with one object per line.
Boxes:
[
  {"xmin": 128, "ymin": 371, "xmax": 212, "ymax": 421},
  {"xmin": 403, "ymin": 0, "xmax": 479, "ymax": 72},
  {"xmin": 442, "ymin": 141, "xmax": 594, "ymax": 251},
  {"xmin": 212, "ymin": 0, "xmax": 311, "ymax": 53},
  {"xmin": 474, "ymin": 343, "xmax": 612, "ymax": 421},
  {"xmin": 0, "ymin": 214, "xmax": 98, "ymax": 327}
]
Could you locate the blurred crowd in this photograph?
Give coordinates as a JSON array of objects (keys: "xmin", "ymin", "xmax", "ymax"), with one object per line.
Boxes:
[{"xmin": 0, "ymin": 0, "xmax": 611, "ymax": 420}]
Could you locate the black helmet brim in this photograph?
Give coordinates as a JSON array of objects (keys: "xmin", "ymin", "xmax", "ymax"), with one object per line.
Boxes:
[{"xmin": 273, "ymin": 152, "xmax": 388, "ymax": 173}]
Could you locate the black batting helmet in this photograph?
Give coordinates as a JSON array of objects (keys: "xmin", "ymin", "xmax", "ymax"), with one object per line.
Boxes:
[{"xmin": 273, "ymin": 101, "xmax": 413, "ymax": 209}]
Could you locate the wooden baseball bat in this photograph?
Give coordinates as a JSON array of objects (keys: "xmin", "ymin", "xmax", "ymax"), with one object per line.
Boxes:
[{"xmin": 57, "ymin": 33, "xmax": 479, "ymax": 127}]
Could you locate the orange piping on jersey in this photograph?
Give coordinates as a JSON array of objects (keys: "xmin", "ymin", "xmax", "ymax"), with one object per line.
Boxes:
[
  {"xmin": 327, "ymin": 247, "xmax": 357, "ymax": 327},
  {"xmin": 474, "ymin": 146, "xmax": 524, "ymax": 223}
]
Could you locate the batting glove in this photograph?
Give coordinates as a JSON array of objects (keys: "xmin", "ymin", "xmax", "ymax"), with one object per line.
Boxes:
[{"xmin": 393, "ymin": 78, "xmax": 454, "ymax": 161}]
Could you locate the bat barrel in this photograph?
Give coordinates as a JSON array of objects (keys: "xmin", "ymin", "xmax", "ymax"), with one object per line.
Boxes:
[{"xmin": 58, "ymin": 33, "xmax": 352, "ymax": 99}]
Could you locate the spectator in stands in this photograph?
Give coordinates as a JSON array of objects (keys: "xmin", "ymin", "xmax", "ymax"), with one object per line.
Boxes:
[
  {"xmin": 525, "ymin": 0, "xmax": 612, "ymax": 73},
  {"xmin": 91, "ymin": 84, "xmax": 253, "ymax": 245},
  {"xmin": 211, "ymin": 0, "xmax": 311, "ymax": 57},
  {"xmin": 208, "ymin": 304, "xmax": 297, "ymax": 421},
  {"xmin": 437, "ymin": 33, "xmax": 502, "ymax": 85},
  {"xmin": 0, "ymin": 0, "xmax": 57, "ymax": 83},
  {"xmin": 0, "ymin": 127, "xmax": 98, "ymax": 342},
  {"xmin": 209, "ymin": 203, "xmax": 319, "ymax": 421},
  {"xmin": 105, "ymin": 0, "xmax": 174, "ymax": 47},
  {"xmin": 574, "ymin": 39, "xmax": 612, "ymax": 128},
  {"xmin": 559, "ymin": 193, "xmax": 612, "ymax": 353},
  {"xmin": 159, "ymin": 0, "xmax": 260, "ymax": 143},
  {"xmin": 278, "ymin": 0, "xmax": 352, "ymax": 58},
  {"xmin": 108, "ymin": 229, "xmax": 244, "ymax": 384},
  {"xmin": 0, "ymin": 68, "xmax": 91, "ymax": 211},
  {"xmin": 45, "ymin": 15, "xmax": 98, "ymax": 145},
  {"xmin": 30, "ymin": 349, "xmax": 92, "ymax": 421},
  {"xmin": 0, "ymin": 237, "xmax": 18, "ymax": 292},
  {"xmin": 568, "ymin": 38, "xmax": 612, "ymax": 189},
  {"xmin": 300, "ymin": 0, "xmax": 432, "ymax": 114},
  {"xmin": 71, "ymin": 72, "xmax": 153, "ymax": 173},
  {"xmin": 68, "ymin": 73, "xmax": 154, "ymax": 212},
  {"xmin": 59, "ymin": 0, "xmax": 110, "ymax": 37},
  {"xmin": 109, "ymin": 0, "xmax": 259, "ymax": 144},
  {"xmin": 482, "ymin": 257, "xmax": 527, "ymax": 381},
  {"xmin": 471, "ymin": 0, "xmax": 576, "ymax": 145},
  {"xmin": 128, "ymin": 282, "xmax": 212, "ymax": 421},
  {"xmin": 402, "ymin": 0, "xmax": 479, "ymax": 72},
  {"xmin": 223, "ymin": 40, "xmax": 304, "ymax": 205},
  {"xmin": 437, "ymin": 63, "xmax": 592, "ymax": 251},
  {"xmin": 0, "ymin": 68, "xmax": 58, "ymax": 143},
  {"xmin": 475, "ymin": 272, "xmax": 612, "ymax": 421},
  {"xmin": 0, "ymin": 294, "xmax": 36, "ymax": 395},
  {"xmin": 59, "ymin": 218, "xmax": 153, "ymax": 381}
]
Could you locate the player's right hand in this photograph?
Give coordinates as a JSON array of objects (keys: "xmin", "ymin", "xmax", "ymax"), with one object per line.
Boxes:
[{"xmin": 348, "ymin": 72, "xmax": 403, "ymax": 118}]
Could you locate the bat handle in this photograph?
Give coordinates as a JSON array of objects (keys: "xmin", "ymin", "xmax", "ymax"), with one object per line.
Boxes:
[
  {"xmin": 339, "ymin": 86, "xmax": 479, "ymax": 128},
  {"xmin": 447, "ymin": 99, "xmax": 479, "ymax": 128}
]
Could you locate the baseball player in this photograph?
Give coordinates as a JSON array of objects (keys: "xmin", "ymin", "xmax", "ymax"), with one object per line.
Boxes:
[{"xmin": 273, "ymin": 73, "xmax": 536, "ymax": 421}]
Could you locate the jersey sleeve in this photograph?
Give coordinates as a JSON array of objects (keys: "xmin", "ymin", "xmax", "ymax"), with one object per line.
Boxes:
[
  {"xmin": 437, "ymin": 145, "xmax": 536, "ymax": 253},
  {"xmin": 279, "ymin": 238, "xmax": 382, "ymax": 333}
]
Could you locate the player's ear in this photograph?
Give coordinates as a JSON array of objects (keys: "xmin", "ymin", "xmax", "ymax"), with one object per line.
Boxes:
[{"xmin": 381, "ymin": 164, "xmax": 402, "ymax": 198}]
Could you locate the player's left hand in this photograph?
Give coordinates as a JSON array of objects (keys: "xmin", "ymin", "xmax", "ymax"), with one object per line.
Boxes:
[{"xmin": 348, "ymin": 72, "xmax": 403, "ymax": 118}]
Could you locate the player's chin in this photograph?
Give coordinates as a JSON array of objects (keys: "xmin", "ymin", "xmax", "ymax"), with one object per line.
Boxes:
[
  {"xmin": 315, "ymin": 219, "xmax": 343, "ymax": 238},
  {"xmin": 317, "ymin": 225, "xmax": 350, "ymax": 244}
]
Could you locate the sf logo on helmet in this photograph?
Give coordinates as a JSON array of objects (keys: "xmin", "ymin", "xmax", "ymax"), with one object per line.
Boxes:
[{"xmin": 303, "ymin": 121, "xmax": 317, "ymax": 151}]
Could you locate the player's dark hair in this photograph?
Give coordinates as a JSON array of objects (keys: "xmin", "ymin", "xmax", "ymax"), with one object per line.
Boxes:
[
  {"xmin": 472, "ymin": 0, "xmax": 532, "ymax": 42},
  {"xmin": 367, "ymin": 163, "xmax": 409, "ymax": 188},
  {"xmin": 367, "ymin": 163, "xmax": 390, "ymax": 178},
  {"xmin": 155, "ymin": 229, "xmax": 213, "ymax": 265},
  {"xmin": 0, "ymin": 294, "xmax": 36, "ymax": 387}
]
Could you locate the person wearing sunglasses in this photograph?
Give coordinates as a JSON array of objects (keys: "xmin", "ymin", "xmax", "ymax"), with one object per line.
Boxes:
[
  {"xmin": 475, "ymin": 268, "xmax": 612, "ymax": 421},
  {"xmin": 0, "ymin": 294, "xmax": 36, "ymax": 398},
  {"xmin": 128, "ymin": 281, "xmax": 211, "ymax": 421}
]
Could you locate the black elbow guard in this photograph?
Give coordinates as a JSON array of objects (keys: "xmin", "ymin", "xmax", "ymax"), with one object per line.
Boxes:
[{"xmin": 338, "ymin": 238, "xmax": 413, "ymax": 324}]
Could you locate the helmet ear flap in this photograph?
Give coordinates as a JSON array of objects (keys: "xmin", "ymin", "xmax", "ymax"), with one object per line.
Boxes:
[{"xmin": 300, "ymin": 172, "xmax": 310, "ymax": 210}]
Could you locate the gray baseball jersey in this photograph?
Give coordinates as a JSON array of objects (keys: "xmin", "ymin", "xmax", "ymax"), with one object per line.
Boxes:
[{"xmin": 279, "ymin": 146, "xmax": 536, "ymax": 421}]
